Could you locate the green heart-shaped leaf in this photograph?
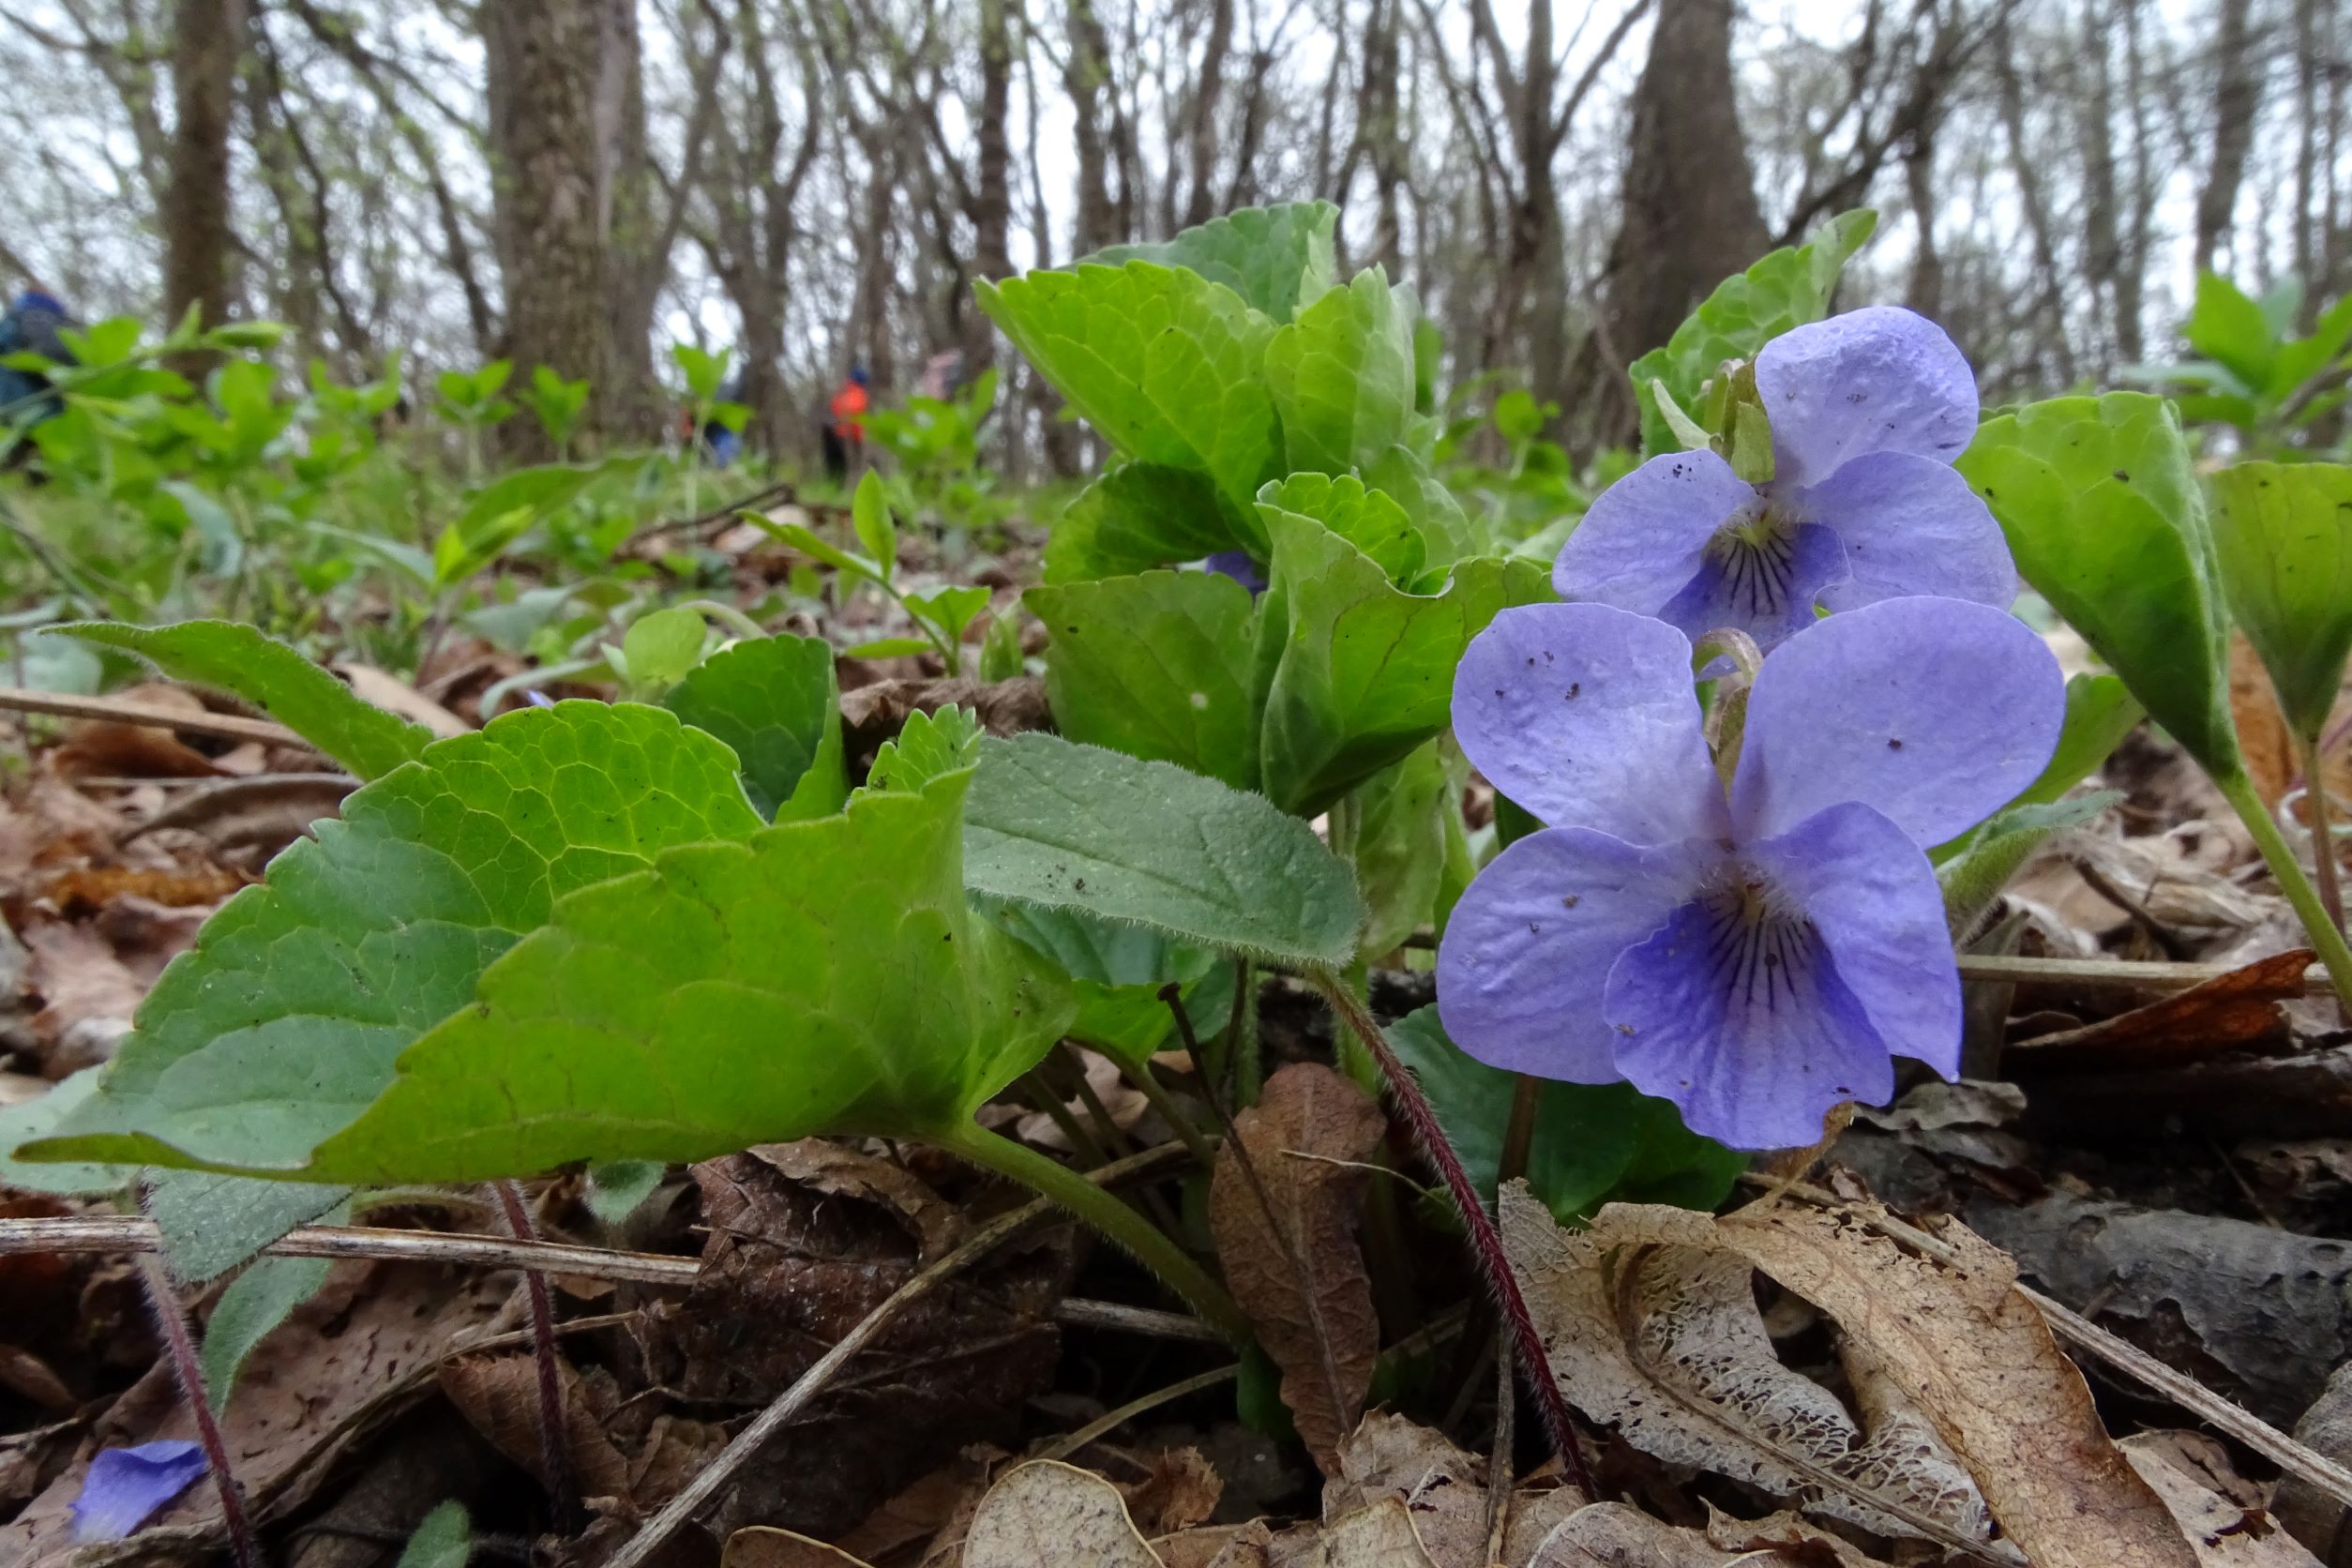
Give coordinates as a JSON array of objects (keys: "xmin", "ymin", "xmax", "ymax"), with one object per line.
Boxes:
[
  {"xmin": 664, "ymin": 632, "xmax": 849, "ymax": 820},
  {"xmin": 1082, "ymin": 201, "xmax": 1338, "ymax": 324},
  {"xmin": 964, "ymin": 731, "xmax": 1364, "ymax": 968},
  {"xmin": 1264, "ymin": 270, "xmax": 1415, "ymax": 475},
  {"xmin": 2210, "ymin": 460, "xmax": 2352, "ymax": 740},
  {"xmin": 1957, "ymin": 393, "xmax": 2239, "ymax": 776},
  {"xmin": 58, "ymin": 620, "xmax": 431, "ymax": 779},
  {"xmin": 1029, "ymin": 569, "xmax": 1261, "ymax": 790},
  {"xmin": 1255, "ymin": 476, "xmax": 1551, "ymax": 817},
  {"xmin": 292, "ymin": 747, "xmax": 1072, "ymax": 1184},
  {"xmin": 17, "ymin": 701, "xmax": 761, "ymax": 1174}
]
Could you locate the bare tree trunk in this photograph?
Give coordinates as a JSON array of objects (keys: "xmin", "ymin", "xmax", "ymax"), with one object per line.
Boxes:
[
  {"xmin": 1183, "ymin": 0, "xmax": 1233, "ymax": 228},
  {"xmin": 1065, "ymin": 0, "xmax": 1121, "ymax": 252},
  {"xmin": 486, "ymin": 0, "xmax": 614, "ymax": 457},
  {"xmin": 968, "ymin": 0, "xmax": 1015, "ymax": 359},
  {"xmin": 1605, "ymin": 0, "xmax": 1770, "ymax": 362},
  {"xmin": 1903, "ymin": 121, "xmax": 1943, "ymax": 319},
  {"xmin": 161, "ymin": 0, "xmax": 248, "ymax": 334},
  {"xmin": 1991, "ymin": 20, "xmax": 2077, "ymax": 384},
  {"xmin": 1363, "ymin": 0, "xmax": 1406, "ymax": 275},
  {"xmin": 2078, "ymin": 0, "xmax": 2124, "ymax": 358},
  {"xmin": 596, "ymin": 0, "xmax": 658, "ymax": 441},
  {"xmin": 2194, "ymin": 0, "xmax": 2260, "ymax": 274}
]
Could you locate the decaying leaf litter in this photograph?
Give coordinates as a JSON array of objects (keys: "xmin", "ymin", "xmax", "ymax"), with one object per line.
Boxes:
[{"xmin": 12, "ymin": 206, "xmax": 2352, "ymax": 1568}]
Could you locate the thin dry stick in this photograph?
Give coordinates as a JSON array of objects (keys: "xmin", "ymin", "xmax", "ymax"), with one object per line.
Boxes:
[
  {"xmin": 135, "ymin": 1253, "xmax": 259, "ymax": 1568},
  {"xmin": 1765, "ymin": 1179, "xmax": 2352, "ymax": 1512},
  {"xmin": 0, "ymin": 684, "xmax": 305, "ymax": 747},
  {"xmin": 0, "ymin": 1214, "xmax": 702, "ymax": 1279},
  {"xmin": 490, "ymin": 1180, "xmax": 577, "ymax": 1531},
  {"xmin": 0, "ymin": 1214, "xmax": 1223, "ymax": 1341},
  {"xmin": 600, "ymin": 1140, "xmax": 1190, "ymax": 1568},
  {"xmin": 1038, "ymin": 1365, "xmax": 1242, "ymax": 1462}
]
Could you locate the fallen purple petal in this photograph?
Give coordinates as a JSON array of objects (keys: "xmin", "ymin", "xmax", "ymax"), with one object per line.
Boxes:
[{"xmin": 69, "ymin": 1440, "xmax": 208, "ymax": 1543}]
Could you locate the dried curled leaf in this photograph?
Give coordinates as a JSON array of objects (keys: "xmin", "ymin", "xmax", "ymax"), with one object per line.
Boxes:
[
  {"xmin": 961, "ymin": 1460, "xmax": 1160, "ymax": 1568},
  {"xmin": 1209, "ymin": 1063, "xmax": 1386, "ymax": 1474},
  {"xmin": 1500, "ymin": 1185, "xmax": 2196, "ymax": 1568}
]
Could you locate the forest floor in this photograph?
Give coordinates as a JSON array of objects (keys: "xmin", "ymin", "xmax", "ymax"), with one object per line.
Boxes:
[{"xmin": 7, "ymin": 497, "xmax": 2352, "ymax": 1568}]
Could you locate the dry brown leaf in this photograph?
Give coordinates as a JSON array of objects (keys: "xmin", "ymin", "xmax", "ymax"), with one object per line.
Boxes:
[
  {"xmin": 2124, "ymin": 1432, "xmax": 2323, "ymax": 1567},
  {"xmin": 0, "ymin": 1262, "xmax": 507, "ymax": 1562},
  {"xmin": 1498, "ymin": 1184, "xmax": 1994, "ymax": 1554},
  {"xmin": 743, "ymin": 1138, "xmax": 965, "ymax": 1260},
  {"xmin": 1301, "ymin": 1498, "xmax": 1441, "ymax": 1566},
  {"xmin": 49, "ymin": 684, "xmax": 225, "ymax": 779},
  {"xmin": 837, "ymin": 1457, "xmax": 989, "ymax": 1562},
  {"xmin": 2009, "ymin": 948, "xmax": 2314, "ymax": 1070},
  {"xmin": 21, "ymin": 919, "xmax": 144, "ymax": 1073},
  {"xmin": 1322, "ymin": 1412, "xmax": 1489, "ymax": 1568},
  {"xmin": 2233, "ymin": 632, "xmax": 2352, "ymax": 811},
  {"xmin": 37, "ymin": 862, "xmax": 248, "ymax": 911},
  {"xmin": 962, "ymin": 1459, "xmax": 1161, "ymax": 1568},
  {"xmin": 1501, "ymin": 1185, "xmax": 2198, "ymax": 1566},
  {"xmin": 1121, "ymin": 1446, "xmax": 1224, "ymax": 1537},
  {"xmin": 1528, "ymin": 1501, "xmax": 1890, "ymax": 1566},
  {"xmin": 334, "ymin": 662, "xmax": 471, "ymax": 738},
  {"xmin": 722, "ymin": 1527, "xmax": 879, "ymax": 1568},
  {"xmin": 436, "ymin": 1351, "xmax": 632, "ymax": 1501},
  {"xmin": 1209, "ymin": 1063, "xmax": 1385, "ymax": 1475}
]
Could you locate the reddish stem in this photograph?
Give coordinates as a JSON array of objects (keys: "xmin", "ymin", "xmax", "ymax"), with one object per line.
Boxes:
[
  {"xmin": 134, "ymin": 1253, "xmax": 258, "ymax": 1568},
  {"xmin": 491, "ymin": 1180, "xmax": 579, "ymax": 1530},
  {"xmin": 1307, "ymin": 970, "xmax": 1598, "ymax": 1500}
]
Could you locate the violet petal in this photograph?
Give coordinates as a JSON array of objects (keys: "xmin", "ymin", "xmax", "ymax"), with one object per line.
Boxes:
[
  {"xmin": 1437, "ymin": 826, "xmax": 1710, "ymax": 1081},
  {"xmin": 1802, "ymin": 450, "xmax": 2016, "ymax": 614},
  {"xmin": 1754, "ymin": 306, "xmax": 1980, "ymax": 490},
  {"xmin": 1747, "ymin": 802, "xmax": 1964, "ymax": 1079},
  {"xmin": 1450, "ymin": 602, "xmax": 1727, "ymax": 844},
  {"xmin": 1731, "ymin": 596, "xmax": 2065, "ymax": 849},
  {"xmin": 1553, "ymin": 446, "xmax": 1753, "ymax": 613},
  {"xmin": 69, "ymin": 1440, "xmax": 208, "ymax": 1543},
  {"xmin": 1602, "ymin": 889, "xmax": 1895, "ymax": 1151}
]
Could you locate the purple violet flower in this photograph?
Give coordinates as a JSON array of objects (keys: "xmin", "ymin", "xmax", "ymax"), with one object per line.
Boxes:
[
  {"xmin": 69, "ymin": 1440, "xmax": 208, "ymax": 1543},
  {"xmin": 1436, "ymin": 596, "xmax": 2062, "ymax": 1149},
  {"xmin": 1202, "ymin": 549, "xmax": 1266, "ymax": 596},
  {"xmin": 1556, "ymin": 307, "xmax": 2014, "ymax": 650}
]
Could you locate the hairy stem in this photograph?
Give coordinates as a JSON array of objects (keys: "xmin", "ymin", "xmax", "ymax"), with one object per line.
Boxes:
[
  {"xmin": 935, "ymin": 1120, "xmax": 1252, "ymax": 1345},
  {"xmin": 2219, "ymin": 769, "xmax": 2352, "ymax": 1012},
  {"xmin": 490, "ymin": 1180, "xmax": 578, "ymax": 1531},
  {"xmin": 134, "ymin": 1254, "xmax": 257, "ymax": 1568},
  {"xmin": 1305, "ymin": 968, "xmax": 1596, "ymax": 1499}
]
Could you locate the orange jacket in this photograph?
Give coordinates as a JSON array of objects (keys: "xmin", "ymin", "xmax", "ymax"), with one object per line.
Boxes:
[{"xmin": 829, "ymin": 383, "xmax": 868, "ymax": 438}]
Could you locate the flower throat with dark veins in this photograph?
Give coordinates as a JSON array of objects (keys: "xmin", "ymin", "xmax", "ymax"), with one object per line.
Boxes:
[{"xmin": 1702, "ymin": 500, "xmax": 1803, "ymax": 621}]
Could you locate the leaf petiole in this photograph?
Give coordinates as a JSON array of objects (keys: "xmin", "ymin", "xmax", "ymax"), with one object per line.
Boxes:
[
  {"xmin": 932, "ymin": 1119, "xmax": 1251, "ymax": 1345},
  {"xmin": 2218, "ymin": 768, "xmax": 2352, "ymax": 1013}
]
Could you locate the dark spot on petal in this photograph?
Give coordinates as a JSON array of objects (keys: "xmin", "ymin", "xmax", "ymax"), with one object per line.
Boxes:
[
  {"xmin": 1887, "ymin": 737, "xmax": 1904, "ymax": 750},
  {"xmin": 1528, "ymin": 922, "xmax": 1541, "ymax": 934},
  {"xmin": 1561, "ymin": 894, "xmax": 1580, "ymax": 909},
  {"xmin": 1494, "ymin": 688, "xmax": 1505, "ymax": 698},
  {"xmin": 1566, "ymin": 683, "xmax": 1581, "ymax": 700},
  {"xmin": 1617, "ymin": 1024, "xmax": 1637, "ymax": 1036}
]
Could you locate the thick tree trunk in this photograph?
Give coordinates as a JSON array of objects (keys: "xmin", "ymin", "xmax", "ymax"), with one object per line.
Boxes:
[
  {"xmin": 160, "ymin": 0, "xmax": 247, "ymax": 334},
  {"xmin": 967, "ymin": 0, "xmax": 1015, "ymax": 362},
  {"xmin": 1183, "ymin": 0, "xmax": 1233, "ymax": 228},
  {"xmin": 596, "ymin": 0, "xmax": 658, "ymax": 442},
  {"xmin": 1605, "ymin": 0, "xmax": 1770, "ymax": 365},
  {"xmin": 2194, "ymin": 0, "xmax": 2260, "ymax": 274},
  {"xmin": 1065, "ymin": 0, "xmax": 1123, "ymax": 253},
  {"xmin": 485, "ymin": 0, "xmax": 613, "ymax": 458}
]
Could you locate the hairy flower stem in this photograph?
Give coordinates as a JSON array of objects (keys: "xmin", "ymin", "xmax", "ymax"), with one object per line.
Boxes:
[
  {"xmin": 133, "ymin": 1253, "xmax": 257, "ymax": 1568},
  {"xmin": 1305, "ymin": 969, "xmax": 1597, "ymax": 1500},
  {"xmin": 2219, "ymin": 769, "xmax": 2352, "ymax": 1013},
  {"xmin": 936, "ymin": 1120, "xmax": 1252, "ymax": 1345},
  {"xmin": 490, "ymin": 1181, "xmax": 579, "ymax": 1532}
]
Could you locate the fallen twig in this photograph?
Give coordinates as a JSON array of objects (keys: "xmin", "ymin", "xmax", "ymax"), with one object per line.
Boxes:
[{"xmin": 0, "ymin": 684, "xmax": 306, "ymax": 748}]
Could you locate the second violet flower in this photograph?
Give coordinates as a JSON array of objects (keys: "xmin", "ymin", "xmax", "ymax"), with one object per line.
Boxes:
[
  {"xmin": 1555, "ymin": 306, "xmax": 2015, "ymax": 650},
  {"xmin": 1435, "ymin": 596, "xmax": 2064, "ymax": 1150}
]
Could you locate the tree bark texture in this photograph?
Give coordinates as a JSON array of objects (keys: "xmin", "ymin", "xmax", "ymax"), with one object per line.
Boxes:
[{"xmin": 161, "ymin": 0, "xmax": 249, "ymax": 335}]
